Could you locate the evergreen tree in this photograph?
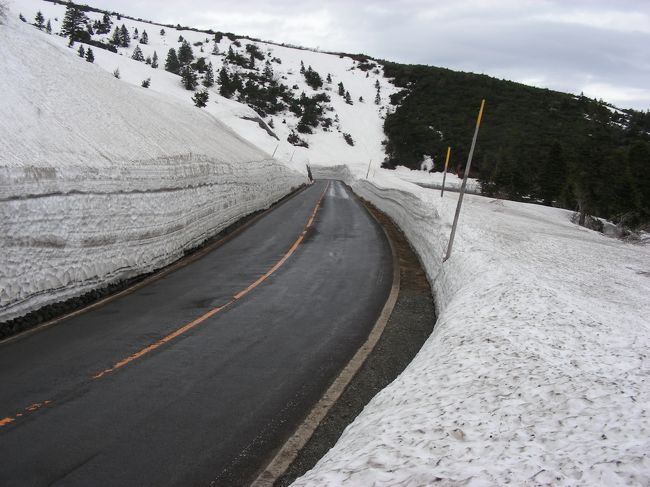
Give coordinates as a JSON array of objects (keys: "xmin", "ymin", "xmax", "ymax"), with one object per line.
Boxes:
[
  {"xmin": 113, "ymin": 67, "xmax": 120, "ymax": 78},
  {"xmin": 263, "ymin": 60, "xmax": 273, "ymax": 80},
  {"xmin": 151, "ymin": 51, "xmax": 159, "ymax": 68},
  {"xmin": 110, "ymin": 26, "xmax": 121, "ymax": 45},
  {"xmin": 160, "ymin": 28, "xmax": 165, "ymax": 36},
  {"xmin": 180, "ymin": 65, "xmax": 198, "ymax": 90},
  {"xmin": 78, "ymin": 45, "xmax": 85, "ymax": 58},
  {"xmin": 374, "ymin": 79, "xmax": 380, "ymax": 90},
  {"xmin": 338, "ymin": 82, "xmax": 345, "ymax": 96},
  {"xmin": 165, "ymin": 48, "xmax": 180, "ymax": 74},
  {"xmin": 133, "ymin": 27, "xmax": 139, "ymax": 39},
  {"xmin": 145, "ymin": 56, "xmax": 151, "ymax": 65},
  {"xmin": 539, "ymin": 142, "xmax": 567, "ymax": 205},
  {"xmin": 131, "ymin": 45, "xmax": 144, "ymax": 61},
  {"xmin": 300, "ymin": 60, "xmax": 305, "ymax": 74},
  {"xmin": 211, "ymin": 43, "xmax": 219, "ymax": 55},
  {"xmin": 178, "ymin": 40, "xmax": 194, "ymax": 65},
  {"xmin": 345, "ymin": 91, "xmax": 353, "ymax": 105},
  {"xmin": 359, "ymin": 96, "xmax": 364, "ymax": 102},
  {"xmin": 192, "ymin": 90, "xmax": 209, "ymax": 107},
  {"xmin": 140, "ymin": 30, "xmax": 148, "ymax": 44},
  {"xmin": 628, "ymin": 142, "xmax": 650, "ymax": 211},
  {"xmin": 85, "ymin": 48, "xmax": 94, "ymax": 63},
  {"xmin": 100, "ymin": 13, "xmax": 112, "ymax": 34},
  {"xmin": 46, "ymin": 20, "xmax": 52, "ymax": 34},
  {"xmin": 119, "ymin": 24, "xmax": 130, "ymax": 47},
  {"xmin": 178, "ymin": 35, "xmax": 184, "ymax": 42},
  {"xmin": 19, "ymin": 13, "xmax": 26, "ymax": 22},
  {"xmin": 141, "ymin": 77, "xmax": 151, "ymax": 88},
  {"xmin": 218, "ymin": 66, "xmax": 233, "ymax": 98},
  {"xmin": 34, "ymin": 11, "xmax": 45, "ymax": 29},
  {"xmin": 203, "ymin": 62, "xmax": 214, "ymax": 87},
  {"xmin": 86, "ymin": 23, "xmax": 94, "ymax": 36},
  {"xmin": 374, "ymin": 91, "xmax": 381, "ymax": 105},
  {"xmin": 304, "ymin": 66, "xmax": 323, "ymax": 90},
  {"xmin": 61, "ymin": 5, "xmax": 89, "ymax": 45},
  {"xmin": 326, "ymin": 73, "xmax": 332, "ymax": 83}
]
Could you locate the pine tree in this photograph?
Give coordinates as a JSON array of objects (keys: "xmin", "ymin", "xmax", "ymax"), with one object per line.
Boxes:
[
  {"xmin": 374, "ymin": 79, "xmax": 380, "ymax": 90},
  {"xmin": 300, "ymin": 60, "xmax": 305, "ymax": 74},
  {"xmin": 338, "ymin": 82, "xmax": 345, "ymax": 96},
  {"xmin": 178, "ymin": 35, "xmax": 184, "ymax": 42},
  {"xmin": 326, "ymin": 73, "xmax": 332, "ymax": 83},
  {"xmin": 85, "ymin": 48, "xmax": 94, "ymax": 63},
  {"xmin": 140, "ymin": 30, "xmax": 148, "ymax": 44},
  {"xmin": 211, "ymin": 43, "xmax": 219, "ymax": 55},
  {"xmin": 192, "ymin": 90, "xmax": 209, "ymax": 107},
  {"xmin": 165, "ymin": 48, "xmax": 180, "ymax": 74},
  {"xmin": 263, "ymin": 60, "xmax": 273, "ymax": 80},
  {"xmin": 141, "ymin": 78, "xmax": 151, "ymax": 88},
  {"xmin": 203, "ymin": 62, "xmax": 214, "ymax": 87},
  {"xmin": 110, "ymin": 27, "xmax": 121, "ymax": 45},
  {"xmin": 151, "ymin": 51, "xmax": 159, "ymax": 68},
  {"xmin": 345, "ymin": 91, "xmax": 353, "ymax": 105},
  {"xmin": 86, "ymin": 24, "xmax": 94, "ymax": 36},
  {"xmin": 133, "ymin": 27, "xmax": 139, "ymax": 39},
  {"xmin": 119, "ymin": 24, "xmax": 130, "ymax": 47},
  {"xmin": 61, "ymin": 5, "xmax": 89, "ymax": 45},
  {"xmin": 100, "ymin": 13, "xmax": 112, "ymax": 34},
  {"xmin": 78, "ymin": 45, "xmax": 85, "ymax": 58},
  {"xmin": 34, "ymin": 11, "xmax": 45, "ymax": 29},
  {"xmin": 46, "ymin": 20, "xmax": 52, "ymax": 34},
  {"xmin": 131, "ymin": 45, "xmax": 144, "ymax": 61},
  {"xmin": 374, "ymin": 91, "xmax": 381, "ymax": 105},
  {"xmin": 539, "ymin": 142, "xmax": 567, "ymax": 205},
  {"xmin": 359, "ymin": 96, "xmax": 364, "ymax": 102},
  {"xmin": 19, "ymin": 13, "xmax": 27, "ymax": 22},
  {"xmin": 178, "ymin": 40, "xmax": 194, "ymax": 65},
  {"xmin": 113, "ymin": 67, "xmax": 120, "ymax": 79},
  {"xmin": 160, "ymin": 28, "xmax": 165, "ymax": 36},
  {"xmin": 145, "ymin": 56, "xmax": 151, "ymax": 65},
  {"xmin": 180, "ymin": 65, "xmax": 198, "ymax": 90},
  {"xmin": 218, "ymin": 66, "xmax": 233, "ymax": 98}
]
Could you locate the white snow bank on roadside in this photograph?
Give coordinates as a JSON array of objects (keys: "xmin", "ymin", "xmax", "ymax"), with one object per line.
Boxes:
[
  {"xmin": 294, "ymin": 169, "xmax": 650, "ymax": 486},
  {"xmin": 0, "ymin": 17, "xmax": 306, "ymax": 322},
  {"xmin": 393, "ymin": 165, "xmax": 480, "ymax": 193}
]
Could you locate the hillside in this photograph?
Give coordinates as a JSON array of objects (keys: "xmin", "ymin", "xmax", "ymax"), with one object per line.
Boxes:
[{"xmin": 0, "ymin": 13, "xmax": 305, "ymax": 325}]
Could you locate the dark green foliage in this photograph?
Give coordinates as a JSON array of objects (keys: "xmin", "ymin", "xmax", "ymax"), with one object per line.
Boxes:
[
  {"xmin": 178, "ymin": 40, "xmax": 194, "ymax": 65},
  {"xmin": 375, "ymin": 91, "xmax": 381, "ymax": 105},
  {"xmin": 246, "ymin": 44, "xmax": 265, "ymax": 61},
  {"xmin": 110, "ymin": 26, "xmax": 120, "ymax": 45},
  {"xmin": 381, "ymin": 61, "xmax": 650, "ymax": 225},
  {"xmin": 211, "ymin": 43, "xmax": 219, "ymax": 55},
  {"xmin": 218, "ymin": 66, "xmax": 234, "ymax": 98},
  {"xmin": 191, "ymin": 56, "xmax": 208, "ymax": 73},
  {"xmin": 180, "ymin": 65, "xmax": 198, "ymax": 90},
  {"xmin": 226, "ymin": 46, "xmax": 249, "ymax": 68},
  {"xmin": 326, "ymin": 73, "xmax": 332, "ymax": 83},
  {"xmin": 160, "ymin": 28, "xmax": 165, "ymax": 36},
  {"xmin": 203, "ymin": 62, "xmax": 214, "ymax": 87},
  {"xmin": 345, "ymin": 91, "xmax": 353, "ymax": 105},
  {"xmin": 77, "ymin": 45, "xmax": 85, "ymax": 57},
  {"xmin": 193, "ymin": 90, "xmax": 209, "ymax": 107},
  {"xmin": 119, "ymin": 24, "xmax": 130, "ymax": 47},
  {"xmin": 140, "ymin": 30, "xmax": 148, "ymax": 44},
  {"xmin": 113, "ymin": 67, "xmax": 120, "ymax": 78},
  {"xmin": 61, "ymin": 5, "xmax": 89, "ymax": 43},
  {"xmin": 34, "ymin": 11, "xmax": 45, "ymax": 29},
  {"xmin": 141, "ymin": 77, "xmax": 151, "ymax": 88},
  {"xmin": 164, "ymin": 48, "xmax": 180, "ymax": 74},
  {"xmin": 300, "ymin": 60, "xmax": 305, "ymax": 74},
  {"xmin": 288, "ymin": 130, "xmax": 308, "ymax": 147},
  {"xmin": 337, "ymin": 82, "xmax": 345, "ymax": 96},
  {"xmin": 343, "ymin": 133, "xmax": 354, "ymax": 146},
  {"xmin": 133, "ymin": 27, "xmax": 139, "ymax": 39},
  {"xmin": 304, "ymin": 66, "xmax": 323, "ymax": 90},
  {"xmin": 19, "ymin": 13, "xmax": 26, "ymax": 22},
  {"xmin": 85, "ymin": 47, "xmax": 94, "ymax": 63},
  {"xmin": 46, "ymin": 20, "xmax": 52, "ymax": 34},
  {"xmin": 151, "ymin": 51, "xmax": 158, "ymax": 68},
  {"xmin": 131, "ymin": 45, "xmax": 144, "ymax": 61}
]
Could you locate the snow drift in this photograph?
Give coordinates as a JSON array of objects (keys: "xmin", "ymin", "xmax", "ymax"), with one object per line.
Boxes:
[
  {"xmin": 294, "ymin": 170, "xmax": 650, "ymax": 486},
  {"xmin": 0, "ymin": 18, "xmax": 306, "ymax": 323}
]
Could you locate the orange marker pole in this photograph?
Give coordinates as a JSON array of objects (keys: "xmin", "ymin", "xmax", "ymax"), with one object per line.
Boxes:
[
  {"xmin": 444, "ymin": 99, "xmax": 485, "ymax": 262},
  {"xmin": 440, "ymin": 146, "xmax": 451, "ymax": 197}
]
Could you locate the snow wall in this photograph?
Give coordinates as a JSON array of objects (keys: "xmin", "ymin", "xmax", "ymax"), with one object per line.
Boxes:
[
  {"xmin": 0, "ymin": 19, "xmax": 306, "ymax": 323},
  {"xmin": 294, "ymin": 168, "xmax": 650, "ymax": 485}
]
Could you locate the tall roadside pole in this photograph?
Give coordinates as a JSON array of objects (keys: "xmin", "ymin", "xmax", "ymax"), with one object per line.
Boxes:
[
  {"xmin": 365, "ymin": 159, "xmax": 373, "ymax": 179},
  {"xmin": 440, "ymin": 146, "xmax": 451, "ymax": 197},
  {"xmin": 443, "ymin": 99, "xmax": 485, "ymax": 262}
]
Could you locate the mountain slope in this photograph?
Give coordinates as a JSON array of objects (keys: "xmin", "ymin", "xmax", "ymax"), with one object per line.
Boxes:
[{"xmin": 0, "ymin": 15, "xmax": 305, "ymax": 324}]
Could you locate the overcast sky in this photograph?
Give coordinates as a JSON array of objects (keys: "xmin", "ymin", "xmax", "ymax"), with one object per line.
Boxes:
[{"xmin": 87, "ymin": 0, "xmax": 650, "ymax": 110}]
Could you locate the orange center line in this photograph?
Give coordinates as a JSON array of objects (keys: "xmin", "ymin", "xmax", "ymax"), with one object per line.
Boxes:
[
  {"xmin": 0, "ymin": 400, "xmax": 53, "ymax": 429},
  {"xmin": 92, "ymin": 181, "xmax": 330, "ymax": 380}
]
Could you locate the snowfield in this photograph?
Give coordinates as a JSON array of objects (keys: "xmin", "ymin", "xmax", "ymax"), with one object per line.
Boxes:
[
  {"xmin": 0, "ymin": 16, "xmax": 305, "ymax": 322},
  {"xmin": 296, "ymin": 167, "xmax": 650, "ymax": 486}
]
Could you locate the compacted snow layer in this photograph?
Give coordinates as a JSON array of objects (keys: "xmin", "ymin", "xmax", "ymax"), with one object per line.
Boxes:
[
  {"xmin": 294, "ymin": 169, "xmax": 650, "ymax": 486},
  {"xmin": 0, "ymin": 18, "xmax": 305, "ymax": 322}
]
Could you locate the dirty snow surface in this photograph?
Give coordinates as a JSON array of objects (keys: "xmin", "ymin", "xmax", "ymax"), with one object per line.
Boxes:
[
  {"xmin": 294, "ymin": 172, "xmax": 650, "ymax": 486},
  {"xmin": 0, "ymin": 17, "xmax": 305, "ymax": 322}
]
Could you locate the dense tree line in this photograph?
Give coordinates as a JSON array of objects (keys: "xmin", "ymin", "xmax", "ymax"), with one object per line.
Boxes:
[{"xmin": 382, "ymin": 62, "xmax": 650, "ymax": 227}]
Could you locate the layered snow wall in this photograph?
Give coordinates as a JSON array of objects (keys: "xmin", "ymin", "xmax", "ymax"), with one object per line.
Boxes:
[
  {"xmin": 0, "ymin": 18, "xmax": 306, "ymax": 323},
  {"xmin": 294, "ymin": 170, "xmax": 650, "ymax": 486}
]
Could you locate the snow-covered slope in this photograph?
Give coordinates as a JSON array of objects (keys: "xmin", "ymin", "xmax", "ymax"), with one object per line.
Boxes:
[
  {"xmin": 0, "ymin": 15, "xmax": 305, "ymax": 323},
  {"xmin": 16, "ymin": 0, "xmax": 397, "ymax": 173},
  {"xmin": 294, "ymin": 168, "xmax": 650, "ymax": 486}
]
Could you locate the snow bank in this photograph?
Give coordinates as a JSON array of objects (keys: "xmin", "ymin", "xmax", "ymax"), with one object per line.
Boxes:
[
  {"xmin": 0, "ymin": 17, "xmax": 305, "ymax": 322},
  {"xmin": 294, "ymin": 169, "xmax": 650, "ymax": 486}
]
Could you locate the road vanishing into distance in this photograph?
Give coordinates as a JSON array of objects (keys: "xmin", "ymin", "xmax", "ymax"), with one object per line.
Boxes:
[{"xmin": 0, "ymin": 180, "xmax": 393, "ymax": 487}]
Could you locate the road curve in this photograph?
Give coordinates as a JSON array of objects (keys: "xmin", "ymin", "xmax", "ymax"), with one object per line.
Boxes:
[{"xmin": 0, "ymin": 180, "xmax": 393, "ymax": 487}]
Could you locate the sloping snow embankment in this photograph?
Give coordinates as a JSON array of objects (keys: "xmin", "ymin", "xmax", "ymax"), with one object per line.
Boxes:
[
  {"xmin": 295, "ymin": 167, "xmax": 650, "ymax": 486},
  {"xmin": 0, "ymin": 17, "xmax": 306, "ymax": 323}
]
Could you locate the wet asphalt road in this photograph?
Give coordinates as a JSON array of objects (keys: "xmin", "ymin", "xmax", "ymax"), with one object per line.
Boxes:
[{"xmin": 0, "ymin": 180, "xmax": 392, "ymax": 487}]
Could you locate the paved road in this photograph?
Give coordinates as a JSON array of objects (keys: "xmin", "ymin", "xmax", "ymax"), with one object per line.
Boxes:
[{"xmin": 0, "ymin": 180, "xmax": 393, "ymax": 487}]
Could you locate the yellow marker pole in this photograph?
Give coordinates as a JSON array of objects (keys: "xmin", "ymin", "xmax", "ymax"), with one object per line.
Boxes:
[
  {"xmin": 440, "ymin": 146, "xmax": 451, "ymax": 197},
  {"xmin": 444, "ymin": 99, "xmax": 485, "ymax": 262}
]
